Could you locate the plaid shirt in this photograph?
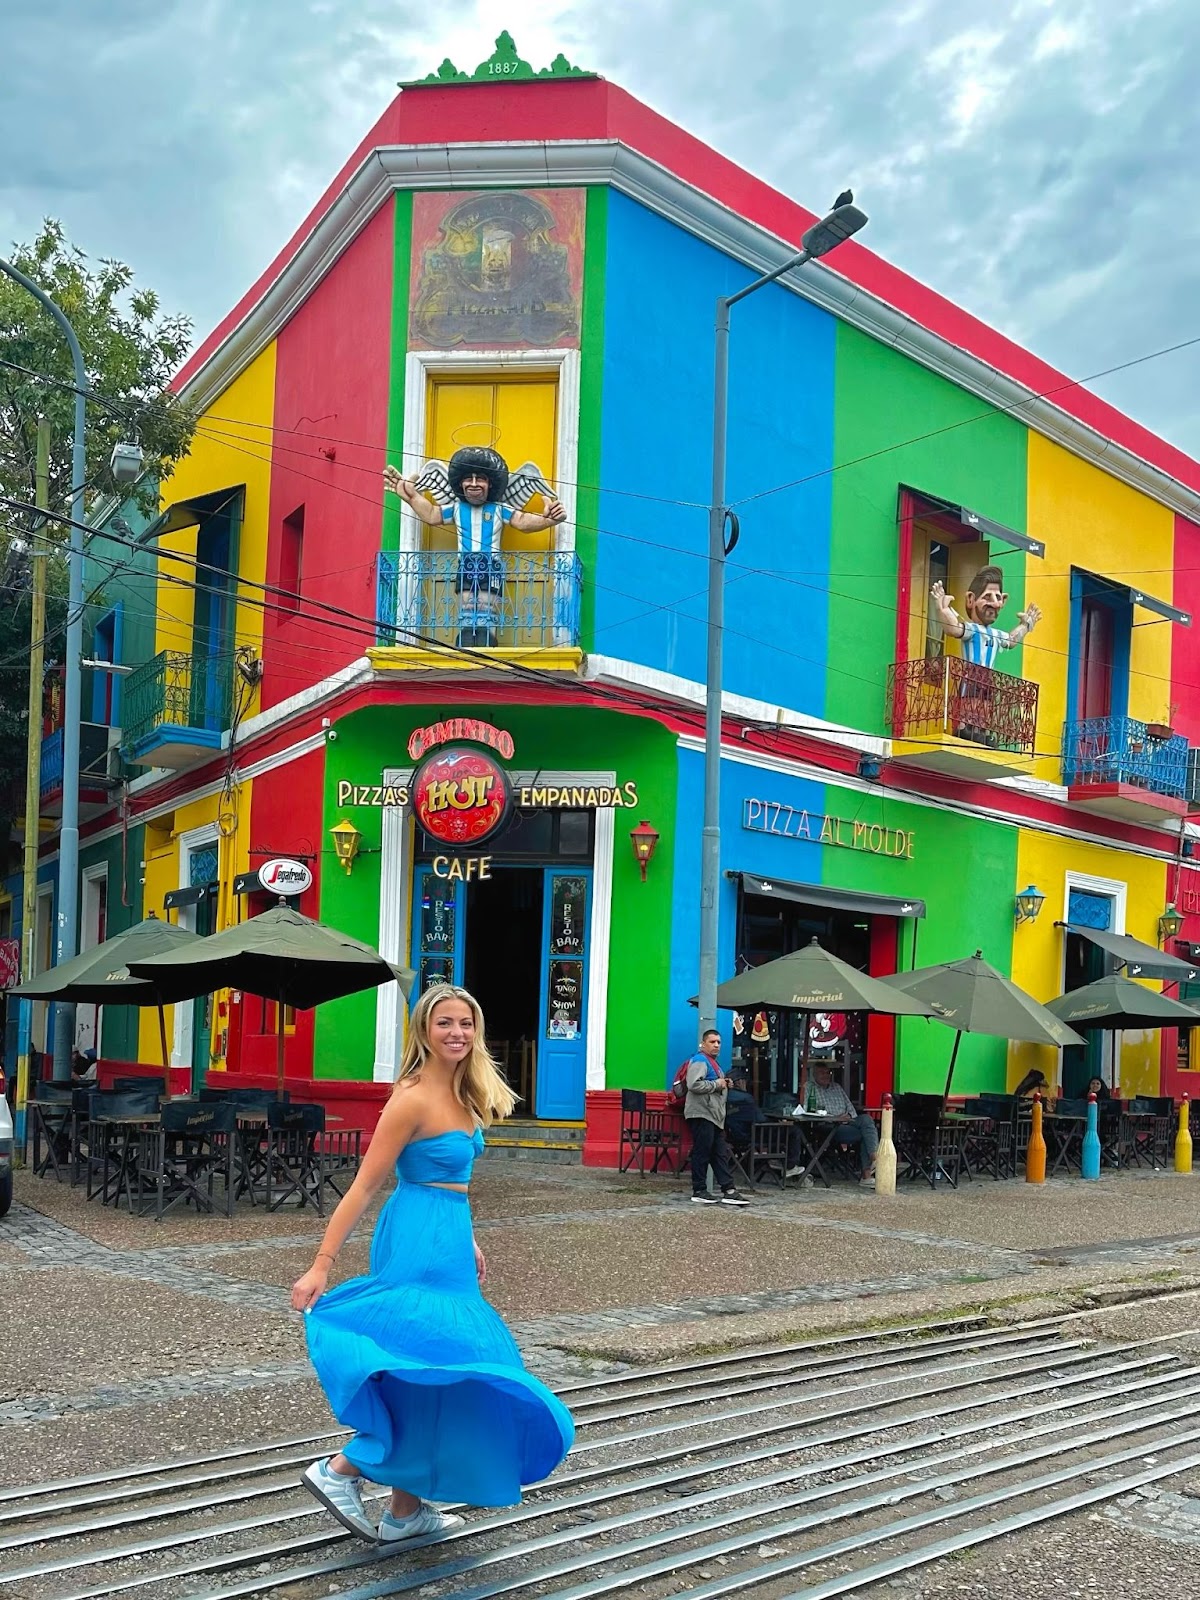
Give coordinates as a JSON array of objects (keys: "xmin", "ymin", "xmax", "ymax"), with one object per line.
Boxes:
[{"xmin": 797, "ymin": 1079, "xmax": 857, "ymax": 1118}]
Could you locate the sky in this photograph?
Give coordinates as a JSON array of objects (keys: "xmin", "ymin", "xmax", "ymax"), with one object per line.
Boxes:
[{"xmin": 2, "ymin": 0, "xmax": 1199, "ymax": 457}]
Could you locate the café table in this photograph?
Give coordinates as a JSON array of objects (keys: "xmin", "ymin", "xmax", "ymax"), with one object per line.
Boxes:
[
  {"xmin": 1042, "ymin": 1112, "xmax": 1086, "ymax": 1177},
  {"xmin": 783, "ymin": 1112, "xmax": 840, "ymax": 1189},
  {"xmin": 943, "ymin": 1113, "xmax": 995, "ymax": 1182},
  {"xmin": 87, "ymin": 1111, "xmax": 161, "ymax": 1207}
]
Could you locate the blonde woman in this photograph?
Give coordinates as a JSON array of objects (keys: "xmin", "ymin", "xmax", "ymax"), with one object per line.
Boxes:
[{"xmin": 292, "ymin": 984, "xmax": 574, "ymax": 1543}]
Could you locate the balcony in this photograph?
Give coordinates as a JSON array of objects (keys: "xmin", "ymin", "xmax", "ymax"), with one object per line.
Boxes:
[
  {"xmin": 121, "ymin": 650, "xmax": 235, "ymax": 769},
  {"xmin": 39, "ymin": 723, "xmax": 114, "ymax": 818},
  {"xmin": 1063, "ymin": 715, "xmax": 1190, "ymax": 824},
  {"xmin": 886, "ymin": 655, "xmax": 1039, "ymax": 779},
  {"xmin": 371, "ymin": 550, "xmax": 584, "ymax": 672}
]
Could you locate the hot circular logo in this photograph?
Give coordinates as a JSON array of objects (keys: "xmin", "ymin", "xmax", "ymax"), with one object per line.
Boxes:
[{"xmin": 412, "ymin": 746, "xmax": 510, "ymax": 847}]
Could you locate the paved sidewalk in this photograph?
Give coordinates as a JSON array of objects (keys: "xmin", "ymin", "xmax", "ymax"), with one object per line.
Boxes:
[{"xmin": 6, "ymin": 1160, "xmax": 1200, "ymax": 1485}]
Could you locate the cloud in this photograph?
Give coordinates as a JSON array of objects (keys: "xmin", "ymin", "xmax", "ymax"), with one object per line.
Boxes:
[{"xmin": 1, "ymin": 0, "xmax": 1197, "ymax": 456}]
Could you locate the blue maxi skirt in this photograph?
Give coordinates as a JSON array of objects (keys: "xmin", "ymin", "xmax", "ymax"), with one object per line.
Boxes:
[{"xmin": 304, "ymin": 1182, "xmax": 574, "ymax": 1506}]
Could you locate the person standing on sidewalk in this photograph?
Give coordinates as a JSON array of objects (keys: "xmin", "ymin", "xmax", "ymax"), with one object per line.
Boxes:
[{"xmin": 685, "ymin": 1029, "xmax": 749, "ymax": 1207}]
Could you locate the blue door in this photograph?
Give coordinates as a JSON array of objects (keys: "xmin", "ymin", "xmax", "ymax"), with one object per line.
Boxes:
[
  {"xmin": 412, "ymin": 869, "xmax": 464, "ymax": 993},
  {"xmin": 535, "ymin": 869, "xmax": 591, "ymax": 1120}
]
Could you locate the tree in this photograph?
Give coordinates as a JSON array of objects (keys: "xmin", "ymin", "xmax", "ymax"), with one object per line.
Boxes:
[{"xmin": 0, "ymin": 219, "xmax": 197, "ymax": 842}]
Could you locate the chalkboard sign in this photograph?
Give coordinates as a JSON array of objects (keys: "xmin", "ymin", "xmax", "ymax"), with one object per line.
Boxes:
[
  {"xmin": 549, "ymin": 875, "xmax": 587, "ymax": 956},
  {"xmin": 547, "ymin": 958, "xmax": 583, "ymax": 1038}
]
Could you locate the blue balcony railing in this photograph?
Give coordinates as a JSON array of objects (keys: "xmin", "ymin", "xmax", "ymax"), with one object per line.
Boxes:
[
  {"xmin": 39, "ymin": 723, "xmax": 112, "ymax": 799},
  {"xmin": 375, "ymin": 550, "xmax": 583, "ymax": 651},
  {"xmin": 1063, "ymin": 715, "xmax": 1189, "ymax": 798}
]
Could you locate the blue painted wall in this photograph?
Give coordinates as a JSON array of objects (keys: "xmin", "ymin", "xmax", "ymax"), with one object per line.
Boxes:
[
  {"xmin": 667, "ymin": 743, "xmax": 826, "ymax": 1077},
  {"xmin": 594, "ymin": 194, "xmax": 836, "ymax": 712}
]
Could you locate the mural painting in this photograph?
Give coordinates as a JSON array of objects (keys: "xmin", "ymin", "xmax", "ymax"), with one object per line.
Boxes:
[{"xmin": 409, "ymin": 189, "xmax": 585, "ymax": 350}]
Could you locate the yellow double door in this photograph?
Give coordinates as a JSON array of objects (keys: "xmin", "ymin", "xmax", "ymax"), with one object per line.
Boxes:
[{"xmin": 424, "ymin": 375, "xmax": 558, "ymax": 555}]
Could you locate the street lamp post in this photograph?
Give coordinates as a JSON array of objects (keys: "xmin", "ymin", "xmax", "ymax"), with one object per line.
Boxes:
[
  {"xmin": 697, "ymin": 201, "xmax": 868, "ymax": 1035},
  {"xmin": 1, "ymin": 257, "xmax": 87, "ymax": 1081}
]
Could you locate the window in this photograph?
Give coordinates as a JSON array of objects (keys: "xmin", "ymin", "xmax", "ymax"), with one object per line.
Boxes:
[
  {"xmin": 1068, "ymin": 572, "xmax": 1132, "ymax": 725},
  {"xmin": 91, "ymin": 604, "xmax": 123, "ymax": 725},
  {"xmin": 278, "ymin": 504, "xmax": 304, "ymax": 616},
  {"xmin": 899, "ymin": 491, "xmax": 991, "ymax": 662}
]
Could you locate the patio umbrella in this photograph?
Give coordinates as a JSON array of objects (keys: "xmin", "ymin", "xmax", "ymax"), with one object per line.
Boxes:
[
  {"xmin": 879, "ymin": 950, "xmax": 1085, "ymax": 1101},
  {"xmin": 1045, "ymin": 973, "xmax": 1200, "ymax": 1031},
  {"xmin": 714, "ymin": 938, "xmax": 936, "ymax": 1093},
  {"xmin": 8, "ymin": 913, "xmax": 200, "ymax": 1068},
  {"xmin": 127, "ymin": 903, "xmax": 416, "ymax": 1097}
]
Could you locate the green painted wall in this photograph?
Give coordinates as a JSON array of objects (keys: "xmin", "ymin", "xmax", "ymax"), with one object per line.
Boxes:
[
  {"xmin": 577, "ymin": 186, "xmax": 608, "ymax": 649},
  {"xmin": 80, "ymin": 823, "xmax": 145, "ymax": 1061},
  {"xmin": 828, "ymin": 325, "xmax": 1029, "ymax": 734},
  {"xmin": 315, "ymin": 703, "xmax": 678, "ymax": 1082},
  {"xmin": 381, "ymin": 191, "xmax": 414, "ymax": 557},
  {"xmin": 818, "ymin": 781, "xmax": 1018, "ymax": 1094}
]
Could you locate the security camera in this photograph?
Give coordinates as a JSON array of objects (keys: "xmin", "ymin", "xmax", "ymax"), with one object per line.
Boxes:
[{"xmin": 110, "ymin": 441, "xmax": 145, "ymax": 485}]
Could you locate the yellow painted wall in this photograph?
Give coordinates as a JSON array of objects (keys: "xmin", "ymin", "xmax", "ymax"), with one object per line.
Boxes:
[
  {"xmin": 154, "ymin": 343, "xmax": 277, "ymax": 666},
  {"xmin": 135, "ymin": 777, "xmax": 253, "ymax": 1069},
  {"xmin": 1025, "ymin": 434, "xmax": 1176, "ymax": 785},
  {"xmin": 1009, "ymin": 826, "xmax": 1168, "ymax": 1095}
]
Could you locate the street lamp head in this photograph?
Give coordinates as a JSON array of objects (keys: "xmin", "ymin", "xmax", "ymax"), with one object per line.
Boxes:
[
  {"xmin": 801, "ymin": 202, "xmax": 869, "ymax": 260},
  {"xmin": 110, "ymin": 441, "xmax": 144, "ymax": 486}
]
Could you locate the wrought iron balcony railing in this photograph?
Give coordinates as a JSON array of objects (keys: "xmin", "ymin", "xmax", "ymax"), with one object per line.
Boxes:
[
  {"xmin": 39, "ymin": 723, "xmax": 112, "ymax": 798},
  {"xmin": 887, "ymin": 655, "xmax": 1039, "ymax": 756},
  {"xmin": 1063, "ymin": 715, "xmax": 1189, "ymax": 798},
  {"xmin": 121, "ymin": 650, "xmax": 235, "ymax": 754},
  {"xmin": 375, "ymin": 549, "xmax": 583, "ymax": 651}
]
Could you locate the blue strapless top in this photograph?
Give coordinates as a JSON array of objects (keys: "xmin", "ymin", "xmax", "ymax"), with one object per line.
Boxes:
[{"xmin": 396, "ymin": 1127, "xmax": 485, "ymax": 1185}]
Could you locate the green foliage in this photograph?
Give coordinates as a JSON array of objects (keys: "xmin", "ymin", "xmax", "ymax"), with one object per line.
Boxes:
[
  {"xmin": 0, "ymin": 219, "xmax": 197, "ymax": 841},
  {"xmin": 0, "ymin": 218, "xmax": 196, "ymax": 517}
]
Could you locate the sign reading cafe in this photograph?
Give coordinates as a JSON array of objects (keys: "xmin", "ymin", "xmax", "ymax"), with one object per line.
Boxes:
[{"xmin": 742, "ymin": 797, "xmax": 915, "ymax": 861}]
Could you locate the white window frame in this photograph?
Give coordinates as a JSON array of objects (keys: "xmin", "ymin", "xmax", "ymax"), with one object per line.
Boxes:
[
  {"xmin": 399, "ymin": 348, "xmax": 581, "ymax": 558},
  {"xmin": 172, "ymin": 822, "xmax": 220, "ymax": 1069},
  {"xmin": 79, "ymin": 863, "xmax": 109, "ymax": 1055}
]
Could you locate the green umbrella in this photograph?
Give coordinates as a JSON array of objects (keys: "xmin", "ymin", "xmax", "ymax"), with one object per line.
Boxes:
[
  {"xmin": 9, "ymin": 913, "xmax": 200, "ymax": 1068},
  {"xmin": 1045, "ymin": 973, "xmax": 1200, "ymax": 1031},
  {"xmin": 715, "ymin": 938, "xmax": 936, "ymax": 1096},
  {"xmin": 128, "ymin": 903, "xmax": 415, "ymax": 1096},
  {"xmin": 879, "ymin": 950, "xmax": 1085, "ymax": 1101}
]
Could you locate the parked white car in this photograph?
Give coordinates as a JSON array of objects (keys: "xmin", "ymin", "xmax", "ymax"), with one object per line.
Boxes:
[{"xmin": 0, "ymin": 1066, "xmax": 13, "ymax": 1218}]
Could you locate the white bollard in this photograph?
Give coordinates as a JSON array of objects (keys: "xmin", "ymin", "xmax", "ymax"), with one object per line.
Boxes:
[{"xmin": 875, "ymin": 1095, "xmax": 897, "ymax": 1196}]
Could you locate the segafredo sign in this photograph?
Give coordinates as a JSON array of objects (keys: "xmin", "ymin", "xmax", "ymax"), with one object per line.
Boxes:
[{"xmin": 257, "ymin": 857, "xmax": 314, "ymax": 897}]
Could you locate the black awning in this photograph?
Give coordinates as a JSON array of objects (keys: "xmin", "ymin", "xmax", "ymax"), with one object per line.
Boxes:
[
  {"xmin": 163, "ymin": 883, "xmax": 217, "ymax": 910},
  {"xmin": 233, "ymin": 870, "xmax": 303, "ymax": 897},
  {"xmin": 138, "ymin": 485, "xmax": 244, "ymax": 545},
  {"xmin": 906, "ymin": 487, "xmax": 1043, "ymax": 558},
  {"xmin": 1064, "ymin": 924, "xmax": 1198, "ymax": 981},
  {"xmin": 734, "ymin": 872, "xmax": 925, "ymax": 921}
]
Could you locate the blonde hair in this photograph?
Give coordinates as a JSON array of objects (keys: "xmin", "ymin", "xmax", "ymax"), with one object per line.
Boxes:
[{"xmin": 397, "ymin": 984, "xmax": 517, "ymax": 1126}]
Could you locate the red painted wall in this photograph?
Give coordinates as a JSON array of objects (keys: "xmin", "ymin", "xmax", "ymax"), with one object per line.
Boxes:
[
  {"xmin": 177, "ymin": 78, "xmax": 1200, "ymax": 499},
  {"xmin": 228, "ymin": 747, "xmax": 326, "ymax": 1077},
  {"xmin": 261, "ymin": 201, "xmax": 396, "ymax": 709}
]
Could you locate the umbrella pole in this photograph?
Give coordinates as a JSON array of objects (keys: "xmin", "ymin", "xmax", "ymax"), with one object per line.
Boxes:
[
  {"xmin": 156, "ymin": 998, "xmax": 170, "ymax": 1074},
  {"xmin": 799, "ymin": 1012, "xmax": 812, "ymax": 1104},
  {"xmin": 276, "ymin": 989, "xmax": 286, "ymax": 1101},
  {"xmin": 942, "ymin": 1030, "xmax": 963, "ymax": 1106}
]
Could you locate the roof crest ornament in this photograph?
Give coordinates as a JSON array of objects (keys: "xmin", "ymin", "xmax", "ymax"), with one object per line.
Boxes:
[{"xmin": 401, "ymin": 31, "xmax": 597, "ymax": 88}]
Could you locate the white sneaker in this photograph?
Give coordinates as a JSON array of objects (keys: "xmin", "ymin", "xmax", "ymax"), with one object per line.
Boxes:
[
  {"xmin": 785, "ymin": 1165, "xmax": 806, "ymax": 1178},
  {"xmin": 378, "ymin": 1502, "xmax": 465, "ymax": 1543},
  {"xmin": 302, "ymin": 1457, "xmax": 376, "ymax": 1539}
]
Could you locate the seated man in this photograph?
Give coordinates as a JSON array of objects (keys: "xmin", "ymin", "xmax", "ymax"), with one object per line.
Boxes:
[
  {"xmin": 723, "ymin": 1066, "xmax": 765, "ymax": 1156},
  {"xmin": 795, "ymin": 1063, "xmax": 878, "ymax": 1183}
]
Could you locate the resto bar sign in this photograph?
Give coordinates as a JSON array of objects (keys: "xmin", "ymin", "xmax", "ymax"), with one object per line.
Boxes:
[{"xmin": 743, "ymin": 797, "xmax": 915, "ymax": 861}]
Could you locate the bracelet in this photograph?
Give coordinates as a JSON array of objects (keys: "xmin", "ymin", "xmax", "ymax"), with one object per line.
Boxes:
[{"xmin": 315, "ymin": 1251, "xmax": 336, "ymax": 1265}]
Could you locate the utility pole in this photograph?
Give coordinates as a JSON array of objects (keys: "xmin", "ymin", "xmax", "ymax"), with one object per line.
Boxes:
[{"xmin": 14, "ymin": 417, "xmax": 51, "ymax": 1154}]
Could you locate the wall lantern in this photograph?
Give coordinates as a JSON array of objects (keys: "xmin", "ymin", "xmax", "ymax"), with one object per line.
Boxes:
[
  {"xmin": 629, "ymin": 819, "xmax": 661, "ymax": 883},
  {"xmin": 1159, "ymin": 902, "xmax": 1184, "ymax": 943},
  {"xmin": 1014, "ymin": 884, "xmax": 1046, "ymax": 926},
  {"xmin": 329, "ymin": 819, "xmax": 363, "ymax": 876}
]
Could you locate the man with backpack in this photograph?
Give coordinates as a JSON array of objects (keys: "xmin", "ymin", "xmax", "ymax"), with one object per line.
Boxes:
[{"xmin": 681, "ymin": 1029, "xmax": 749, "ymax": 1206}]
